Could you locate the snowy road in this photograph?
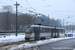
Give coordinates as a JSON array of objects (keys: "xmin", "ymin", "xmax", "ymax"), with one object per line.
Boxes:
[
  {"xmin": 39, "ymin": 39, "xmax": 75, "ymax": 50},
  {"xmin": 8, "ymin": 38, "xmax": 75, "ymax": 50},
  {"xmin": 0, "ymin": 40, "xmax": 36, "ymax": 50},
  {"xmin": 0, "ymin": 41, "xmax": 26, "ymax": 50},
  {"xmin": 9, "ymin": 37, "xmax": 75, "ymax": 50},
  {"xmin": 0, "ymin": 37, "xmax": 75, "ymax": 50},
  {"xmin": 0, "ymin": 33, "xmax": 75, "ymax": 50},
  {"xmin": 0, "ymin": 34, "xmax": 26, "ymax": 50}
]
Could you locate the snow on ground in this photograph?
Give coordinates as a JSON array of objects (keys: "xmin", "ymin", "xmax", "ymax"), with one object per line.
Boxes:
[
  {"xmin": 9, "ymin": 37, "xmax": 75, "ymax": 50},
  {"xmin": 0, "ymin": 34, "xmax": 25, "ymax": 44},
  {"xmin": 0, "ymin": 32, "xmax": 75, "ymax": 50}
]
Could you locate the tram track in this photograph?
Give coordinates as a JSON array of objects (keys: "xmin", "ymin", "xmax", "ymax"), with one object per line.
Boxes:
[{"xmin": 0, "ymin": 40, "xmax": 36, "ymax": 50}]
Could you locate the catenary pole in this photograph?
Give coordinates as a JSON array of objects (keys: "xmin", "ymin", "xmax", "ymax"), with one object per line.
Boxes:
[
  {"xmin": 48, "ymin": 14, "xmax": 49, "ymax": 26},
  {"xmin": 14, "ymin": 1, "xmax": 20, "ymax": 36}
]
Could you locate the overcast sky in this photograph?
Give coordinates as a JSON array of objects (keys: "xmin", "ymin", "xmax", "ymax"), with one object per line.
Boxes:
[{"xmin": 0, "ymin": 0, "xmax": 75, "ymax": 25}]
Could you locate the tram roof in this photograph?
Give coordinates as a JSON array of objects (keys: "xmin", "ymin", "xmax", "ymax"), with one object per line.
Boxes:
[
  {"xmin": 29, "ymin": 25, "xmax": 65, "ymax": 29},
  {"xmin": 56, "ymin": 27, "xmax": 65, "ymax": 29},
  {"xmin": 31, "ymin": 25, "xmax": 54, "ymax": 28}
]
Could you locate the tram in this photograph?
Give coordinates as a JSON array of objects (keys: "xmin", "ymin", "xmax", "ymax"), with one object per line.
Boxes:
[{"xmin": 25, "ymin": 25, "xmax": 65, "ymax": 40}]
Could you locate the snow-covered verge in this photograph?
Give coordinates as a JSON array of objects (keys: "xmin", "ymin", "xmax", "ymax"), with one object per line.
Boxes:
[
  {"xmin": 9, "ymin": 37, "xmax": 75, "ymax": 50},
  {"xmin": 0, "ymin": 35, "xmax": 25, "ymax": 44}
]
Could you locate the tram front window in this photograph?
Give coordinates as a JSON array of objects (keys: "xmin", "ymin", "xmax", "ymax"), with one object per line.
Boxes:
[{"xmin": 25, "ymin": 27, "xmax": 33, "ymax": 33}]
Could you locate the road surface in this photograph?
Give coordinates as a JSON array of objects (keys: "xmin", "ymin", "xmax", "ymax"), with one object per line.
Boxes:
[{"xmin": 39, "ymin": 39, "xmax": 75, "ymax": 50}]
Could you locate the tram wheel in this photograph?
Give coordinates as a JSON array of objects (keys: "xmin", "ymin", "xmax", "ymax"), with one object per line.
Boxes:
[{"xmin": 54, "ymin": 36, "xmax": 57, "ymax": 38}]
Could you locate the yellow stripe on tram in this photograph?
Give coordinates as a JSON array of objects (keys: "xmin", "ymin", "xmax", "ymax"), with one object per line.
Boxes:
[
  {"xmin": 67, "ymin": 34, "xmax": 68, "ymax": 37},
  {"xmin": 71, "ymin": 34, "xmax": 72, "ymax": 37}
]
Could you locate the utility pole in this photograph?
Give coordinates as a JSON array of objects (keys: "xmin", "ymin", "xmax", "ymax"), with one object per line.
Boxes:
[
  {"xmin": 72, "ymin": 23, "xmax": 73, "ymax": 33},
  {"xmin": 48, "ymin": 15, "xmax": 49, "ymax": 26},
  {"xmin": 66, "ymin": 22, "xmax": 69, "ymax": 33},
  {"xmin": 63, "ymin": 19, "xmax": 65, "ymax": 28},
  {"xmin": 14, "ymin": 2, "xmax": 20, "ymax": 36}
]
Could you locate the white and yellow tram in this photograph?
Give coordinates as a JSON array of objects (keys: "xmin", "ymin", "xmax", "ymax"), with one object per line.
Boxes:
[{"xmin": 25, "ymin": 25, "xmax": 65, "ymax": 40}]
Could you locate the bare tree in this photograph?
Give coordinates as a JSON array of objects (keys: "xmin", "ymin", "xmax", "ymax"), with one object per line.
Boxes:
[
  {"xmin": 1, "ymin": 5, "xmax": 13, "ymax": 31},
  {"xmin": 18, "ymin": 13, "xmax": 36, "ymax": 29},
  {"xmin": 2, "ymin": 6, "xmax": 13, "ymax": 12}
]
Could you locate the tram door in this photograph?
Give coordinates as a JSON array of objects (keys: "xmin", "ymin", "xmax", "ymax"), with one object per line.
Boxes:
[
  {"xmin": 34, "ymin": 27, "xmax": 40, "ymax": 40},
  {"xmin": 57, "ymin": 29, "xmax": 59, "ymax": 38},
  {"xmin": 51, "ymin": 28, "xmax": 59, "ymax": 38},
  {"xmin": 51, "ymin": 29, "xmax": 56, "ymax": 38},
  {"xmin": 51, "ymin": 29, "xmax": 53, "ymax": 38}
]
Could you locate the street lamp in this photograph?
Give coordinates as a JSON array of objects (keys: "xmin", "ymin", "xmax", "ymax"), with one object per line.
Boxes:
[
  {"xmin": 66, "ymin": 22, "xmax": 69, "ymax": 33},
  {"xmin": 63, "ymin": 16, "xmax": 70, "ymax": 28},
  {"xmin": 67, "ymin": 22, "xmax": 75, "ymax": 33},
  {"xmin": 63, "ymin": 15, "xmax": 74, "ymax": 33}
]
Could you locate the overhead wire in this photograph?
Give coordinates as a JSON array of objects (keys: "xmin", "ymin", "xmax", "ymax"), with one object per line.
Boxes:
[
  {"xmin": 26, "ymin": 0, "xmax": 36, "ymax": 11},
  {"xmin": 0, "ymin": 2, "xmax": 10, "ymax": 10},
  {"xmin": 9, "ymin": 0, "xmax": 30, "ymax": 13},
  {"xmin": 25, "ymin": 0, "xmax": 53, "ymax": 15},
  {"xmin": 9, "ymin": 0, "xmax": 45, "ymax": 14},
  {"xmin": 25, "ymin": 0, "xmax": 44, "ymax": 15},
  {"xmin": 19, "ymin": 5, "xmax": 38, "ymax": 15},
  {"xmin": 9, "ymin": 0, "xmax": 46, "ymax": 15},
  {"xmin": 10, "ymin": 0, "xmax": 15, "ymax": 3},
  {"xmin": 45, "ymin": 0, "xmax": 68, "ymax": 8},
  {"xmin": 19, "ymin": 5, "xmax": 28, "ymax": 11},
  {"xmin": 17, "ymin": 5, "xmax": 31, "ymax": 14},
  {"xmin": 0, "ymin": 1, "xmax": 15, "ymax": 8}
]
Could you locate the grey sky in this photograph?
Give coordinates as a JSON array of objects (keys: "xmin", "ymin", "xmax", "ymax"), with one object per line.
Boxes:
[{"xmin": 0, "ymin": 0, "xmax": 75, "ymax": 25}]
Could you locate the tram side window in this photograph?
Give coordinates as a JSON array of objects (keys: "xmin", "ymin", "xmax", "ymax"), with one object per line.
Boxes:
[
  {"xmin": 43, "ymin": 28, "xmax": 46, "ymax": 32},
  {"xmin": 40, "ymin": 28, "xmax": 45, "ymax": 32},
  {"xmin": 48, "ymin": 28, "xmax": 51, "ymax": 32},
  {"xmin": 45, "ymin": 28, "xmax": 50, "ymax": 32},
  {"xmin": 44, "ymin": 28, "xmax": 48, "ymax": 32},
  {"xmin": 44, "ymin": 28, "xmax": 51, "ymax": 32},
  {"xmin": 44, "ymin": 28, "xmax": 46, "ymax": 32},
  {"xmin": 59, "ymin": 29, "xmax": 64, "ymax": 34},
  {"xmin": 40, "ymin": 28, "xmax": 51, "ymax": 33},
  {"xmin": 40, "ymin": 28, "xmax": 46, "ymax": 32},
  {"xmin": 40, "ymin": 28, "xmax": 43, "ymax": 32}
]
